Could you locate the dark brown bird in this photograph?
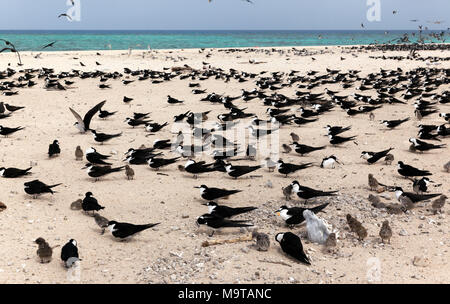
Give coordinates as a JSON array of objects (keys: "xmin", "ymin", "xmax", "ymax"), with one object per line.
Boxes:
[
  {"xmin": 432, "ymin": 195, "xmax": 447, "ymax": 214},
  {"xmin": 125, "ymin": 165, "xmax": 135, "ymax": 180},
  {"xmin": 324, "ymin": 232, "xmax": 337, "ymax": 250},
  {"xmin": 35, "ymin": 238, "xmax": 54, "ymax": 263},
  {"xmin": 70, "ymin": 199, "xmax": 82, "ymax": 210},
  {"xmin": 75, "ymin": 146, "xmax": 83, "ymax": 161},
  {"xmin": 252, "ymin": 230, "xmax": 270, "ymax": 251},
  {"xmin": 94, "ymin": 213, "xmax": 109, "ymax": 234},
  {"xmin": 282, "ymin": 184, "xmax": 293, "ymax": 200},
  {"xmin": 379, "ymin": 220, "xmax": 392, "ymax": 244}
]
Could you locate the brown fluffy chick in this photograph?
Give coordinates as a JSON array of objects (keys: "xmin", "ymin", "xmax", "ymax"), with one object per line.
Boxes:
[
  {"xmin": 252, "ymin": 230, "xmax": 270, "ymax": 251},
  {"xmin": 386, "ymin": 204, "xmax": 406, "ymax": 215},
  {"xmin": 35, "ymin": 237, "xmax": 53, "ymax": 263},
  {"xmin": 325, "ymin": 232, "xmax": 337, "ymax": 248},
  {"xmin": 282, "ymin": 184, "xmax": 293, "ymax": 200},
  {"xmin": 379, "ymin": 220, "xmax": 392, "ymax": 244},
  {"xmin": 281, "ymin": 144, "xmax": 292, "ymax": 153},
  {"xmin": 125, "ymin": 165, "xmax": 134, "ymax": 180},
  {"xmin": 444, "ymin": 161, "xmax": 450, "ymax": 173},
  {"xmin": 290, "ymin": 132, "xmax": 299, "ymax": 142},
  {"xmin": 432, "ymin": 195, "xmax": 447, "ymax": 214},
  {"xmin": 346, "ymin": 214, "xmax": 358, "ymax": 232},
  {"xmin": 354, "ymin": 222, "xmax": 368, "ymax": 241},
  {"xmin": 368, "ymin": 174, "xmax": 379, "ymax": 191},
  {"xmin": 384, "ymin": 153, "xmax": 394, "ymax": 165},
  {"xmin": 70, "ymin": 199, "xmax": 82, "ymax": 210},
  {"xmin": 368, "ymin": 194, "xmax": 386, "ymax": 208},
  {"xmin": 399, "ymin": 195, "xmax": 415, "ymax": 210},
  {"xmin": 75, "ymin": 146, "xmax": 83, "ymax": 161}
]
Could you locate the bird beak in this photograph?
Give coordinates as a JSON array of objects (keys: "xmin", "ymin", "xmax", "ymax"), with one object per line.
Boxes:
[
  {"xmin": 201, "ymin": 203, "xmax": 208, "ymax": 206},
  {"xmin": 194, "ymin": 186, "xmax": 200, "ymax": 189}
]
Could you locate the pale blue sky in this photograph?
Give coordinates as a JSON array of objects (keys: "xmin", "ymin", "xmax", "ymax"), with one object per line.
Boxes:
[{"xmin": 0, "ymin": 0, "xmax": 448, "ymax": 30}]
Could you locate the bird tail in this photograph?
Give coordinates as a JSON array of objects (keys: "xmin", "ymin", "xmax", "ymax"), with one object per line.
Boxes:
[
  {"xmin": 24, "ymin": 167, "xmax": 32, "ymax": 174},
  {"xmin": 226, "ymin": 190, "xmax": 242, "ymax": 196},
  {"xmin": 110, "ymin": 166, "xmax": 125, "ymax": 173},
  {"xmin": 230, "ymin": 207, "xmax": 257, "ymax": 216},
  {"xmin": 48, "ymin": 183, "xmax": 62, "ymax": 189},
  {"xmin": 137, "ymin": 223, "xmax": 160, "ymax": 232},
  {"xmin": 224, "ymin": 221, "xmax": 254, "ymax": 228},
  {"xmin": 310, "ymin": 203, "xmax": 330, "ymax": 214}
]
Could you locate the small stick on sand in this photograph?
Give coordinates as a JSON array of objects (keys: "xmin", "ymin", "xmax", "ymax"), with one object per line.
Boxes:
[
  {"xmin": 157, "ymin": 173, "xmax": 169, "ymax": 176},
  {"xmin": 250, "ymin": 175, "xmax": 263, "ymax": 178},
  {"xmin": 201, "ymin": 234, "xmax": 253, "ymax": 247},
  {"xmin": 258, "ymin": 259, "xmax": 292, "ymax": 267}
]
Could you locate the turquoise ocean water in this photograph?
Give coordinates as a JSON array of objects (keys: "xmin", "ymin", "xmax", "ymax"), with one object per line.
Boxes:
[{"xmin": 0, "ymin": 30, "xmax": 448, "ymax": 51}]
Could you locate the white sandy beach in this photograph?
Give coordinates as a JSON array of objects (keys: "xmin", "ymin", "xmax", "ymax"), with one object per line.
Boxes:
[{"xmin": 0, "ymin": 45, "xmax": 449, "ymax": 284}]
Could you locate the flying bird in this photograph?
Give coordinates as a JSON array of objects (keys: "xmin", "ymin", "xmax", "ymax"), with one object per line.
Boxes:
[
  {"xmin": 58, "ymin": 13, "xmax": 72, "ymax": 21},
  {"xmin": 42, "ymin": 41, "xmax": 56, "ymax": 49}
]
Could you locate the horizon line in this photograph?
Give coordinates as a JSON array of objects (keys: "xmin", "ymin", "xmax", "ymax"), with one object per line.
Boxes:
[{"xmin": 0, "ymin": 29, "xmax": 446, "ymax": 32}]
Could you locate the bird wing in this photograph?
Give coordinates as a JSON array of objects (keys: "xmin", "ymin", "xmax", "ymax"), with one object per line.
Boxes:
[
  {"xmin": 83, "ymin": 100, "xmax": 106, "ymax": 130},
  {"xmin": 69, "ymin": 107, "xmax": 85, "ymax": 129}
]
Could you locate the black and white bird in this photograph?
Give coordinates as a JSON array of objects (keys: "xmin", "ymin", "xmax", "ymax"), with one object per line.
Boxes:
[
  {"xmin": 196, "ymin": 213, "xmax": 253, "ymax": 236},
  {"xmin": 124, "ymin": 117, "xmax": 151, "ymax": 128},
  {"xmin": 145, "ymin": 122, "xmax": 168, "ymax": 133},
  {"xmin": 360, "ymin": 148, "xmax": 394, "ymax": 164},
  {"xmin": 61, "ymin": 239, "xmax": 80, "ymax": 268},
  {"xmin": 275, "ymin": 232, "xmax": 311, "ymax": 265},
  {"xmin": 48, "ymin": 140, "xmax": 61, "ymax": 157},
  {"xmin": 325, "ymin": 125, "xmax": 351, "ymax": 136},
  {"xmin": 0, "ymin": 167, "xmax": 32, "ymax": 178},
  {"xmin": 329, "ymin": 134, "xmax": 356, "ymax": 145},
  {"xmin": 394, "ymin": 187, "xmax": 441, "ymax": 203},
  {"xmin": 183, "ymin": 160, "xmax": 216, "ymax": 178},
  {"xmin": 107, "ymin": 221, "xmax": 160, "ymax": 240},
  {"xmin": 439, "ymin": 113, "xmax": 450, "ymax": 122},
  {"xmin": 86, "ymin": 147, "xmax": 112, "ymax": 165},
  {"xmin": 90, "ymin": 129, "xmax": 122, "ymax": 144},
  {"xmin": 291, "ymin": 180, "xmax": 338, "ymax": 201},
  {"xmin": 98, "ymin": 109, "xmax": 117, "ymax": 119},
  {"xmin": 24, "ymin": 180, "xmax": 61, "ymax": 198},
  {"xmin": 0, "ymin": 125, "xmax": 24, "ymax": 137},
  {"xmin": 291, "ymin": 142, "xmax": 325, "ymax": 156},
  {"xmin": 147, "ymin": 156, "xmax": 180, "ymax": 170},
  {"xmin": 409, "ymin": 138, "xmax": 446, "ymax": 152},
  {"xmin": 82, "ymin": 192, "xmax": 105, "ymax": 215},
  {"xmin": 412, "ymin": 177, "xmax": 433, "ymax": 193},
  {"xmin": 195, "ymin": 185, "xmax": 242, "ymax": 201},
  {"xmin": 397, "ymin": 161, "xmax": 432, "ymax": 177},
  {"xmin": 381, "ymin": 118, "xmax": 409, "ymax": 129},
  {"xmin": 203, "ymin": 202, "xmax": 257, "ymax": 218},
  {"xmin": 123, "ymin": 96, "xmax": 134, "ymax": 103},
  {"xmin": 224, "ymin": 163, "xmax": 261, "ymax": 179},
  {"xmin": 82, "ymin": 163, "xmax": 125, "ymax": 181},
  {"xmin": 275, "ymin": 203, "xmax": 329, "ymax": 226},
  {"xmin": 248, "ymin": 125, "xmax": 277, "ymax": 138},
  {"xmin": 320, "ymin": 155, "xmax": 340, "ymax": 168},
  {"xmin": 69, "ymin": 100, "xmax": 106, "ymax": 133},
  {"xmin": 167, "ymin": 95, "xmax": 184, "ymax": 104},
  {"xmin": 276, "ymin": 159, "xmax": 312, "ymax": 177}
]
